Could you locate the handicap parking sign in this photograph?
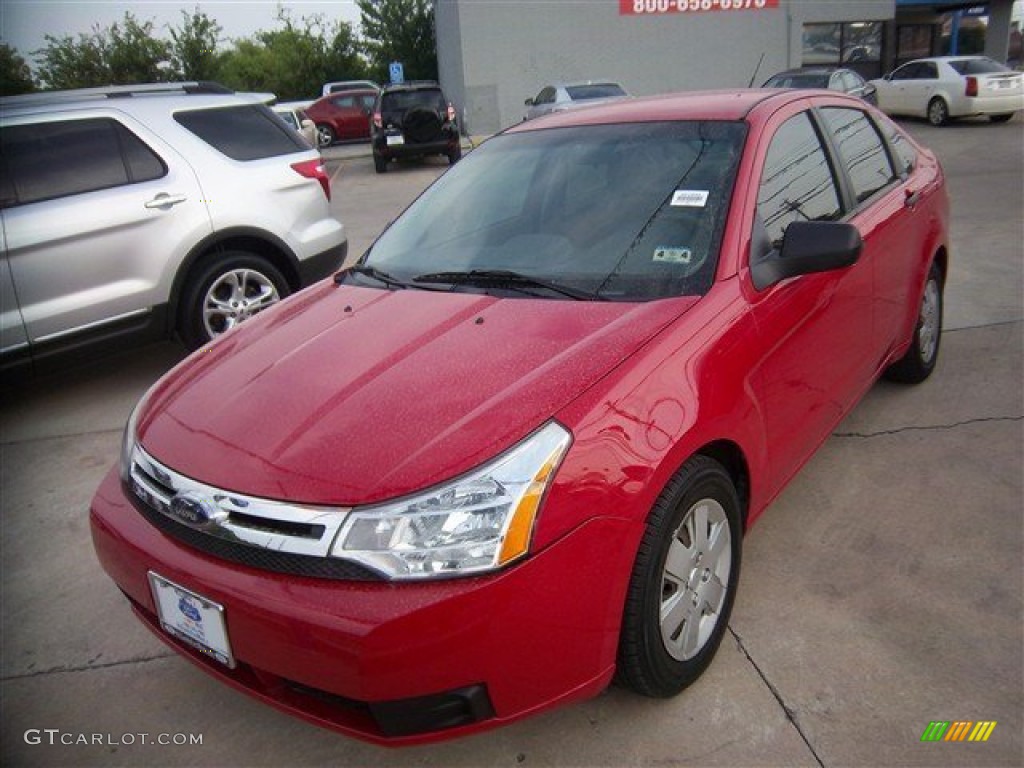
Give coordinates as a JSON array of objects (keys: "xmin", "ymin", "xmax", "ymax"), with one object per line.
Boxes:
[{"xmin": 389, "ymin": 62, "xmax": 404, "ymax": 84}]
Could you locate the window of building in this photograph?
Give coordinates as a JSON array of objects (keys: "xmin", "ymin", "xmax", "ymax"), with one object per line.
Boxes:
[
  {"xmin": 896, "ymin": 24, "xmax": 935, "ymax": 66},
  {"xmin": 757, "ymin": 112, "xmax": 842, "ymax": 248},
  {"xmin": 821, "ymin": 108, "xmax": 896, "ymax": 204},
  {"xmin": 803, "ymin": 21, "xmax": 884, "ymax": 78}
]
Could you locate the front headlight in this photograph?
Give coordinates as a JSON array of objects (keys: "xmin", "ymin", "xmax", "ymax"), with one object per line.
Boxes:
[
  {"xmin": 119, "ymin": 398, "xmax": 142, "ymax": 483},
  {"xmin": 331, "ymin": 421, "xmax": 572, "ymax": 580}
]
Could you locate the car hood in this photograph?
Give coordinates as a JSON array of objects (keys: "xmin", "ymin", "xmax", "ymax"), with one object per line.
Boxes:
[{"xmin": 138, "ymin": 282, "xmax": 697, "ymax": 505}]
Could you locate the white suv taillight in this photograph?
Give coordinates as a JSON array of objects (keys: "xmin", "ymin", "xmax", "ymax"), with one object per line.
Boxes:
[{"xmin": 291, "ymin": 159, "xmax": 331, "ymax": 201}]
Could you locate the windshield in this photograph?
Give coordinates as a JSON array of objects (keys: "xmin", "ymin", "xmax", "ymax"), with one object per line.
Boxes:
[
  {"xmin": 565, "ymin": 84, "xmax": 627, "ymax": 101},
  {"xmin": 364, "ymin": 121, "xmax": 746, "ymax": 301}
]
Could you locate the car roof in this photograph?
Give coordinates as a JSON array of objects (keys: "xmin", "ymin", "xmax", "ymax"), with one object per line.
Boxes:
[
  {"xmin": 381, "ymin": 81, "xmax": 443, "ymax": 93},
  {"xmin": 510, "ymin": 89, "xmax": 790, "ymax": 132},
  {"xmin": 0, "ymin": 83, "xmax": 264, "ymax": 119}
]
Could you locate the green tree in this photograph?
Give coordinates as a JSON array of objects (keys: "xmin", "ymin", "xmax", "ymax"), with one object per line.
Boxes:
[
  {"xmin": 357, "ymin": 0, "xmax": 437, "ymax": 82},
  {"xmin": 218, "ymin": 9, "xmax": 366, "ymax": 99},
  {"xmin": 169, "ymin": 8, "xmax": 223, "ymax": 81},
  {"xmin": 1, "ymin": 43, "xmax": 35, "ymax": 95},
  {"xmin": 34, "ymin": 12, "xmax": 171, "ymax": 89}
]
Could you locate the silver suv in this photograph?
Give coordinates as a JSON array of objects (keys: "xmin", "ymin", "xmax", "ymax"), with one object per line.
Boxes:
[{"xmin": 0, "ymin": 82, "xmax": 347, "ymax": 375}]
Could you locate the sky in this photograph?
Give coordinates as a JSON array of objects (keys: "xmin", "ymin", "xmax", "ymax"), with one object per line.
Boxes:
[{"xmin": 1, "ymin": 1, "xmax": 362, "ymax": 60}]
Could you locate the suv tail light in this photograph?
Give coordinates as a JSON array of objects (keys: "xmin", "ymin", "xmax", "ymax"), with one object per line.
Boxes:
[
  {"xmin": 965, "ymin": 76, "xmax": 978, "ymax": 97},
  {"xmin": 447, "ymin": 102, "xmax": 457, "ymax": 122},
  {"xmin": 373, "ymin": 111, "xmax": 383, "ymax": 129},
  {"xmin": 291, "ymin": 159, "xmax": 331, "ymax": 201}
]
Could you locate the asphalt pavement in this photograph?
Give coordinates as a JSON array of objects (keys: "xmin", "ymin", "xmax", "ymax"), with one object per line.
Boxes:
[{"xmin": 1, "ymin": 117, "xmax": 1021, "ymax": 767}]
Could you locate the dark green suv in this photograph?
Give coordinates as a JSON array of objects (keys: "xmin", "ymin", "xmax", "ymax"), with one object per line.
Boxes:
[{"xmin": 370, "ymin": 82, "xmax": 462, "ymax": 173}]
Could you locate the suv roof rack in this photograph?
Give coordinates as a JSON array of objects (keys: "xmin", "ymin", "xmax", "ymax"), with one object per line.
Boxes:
[{"xmin": 0, "ymin": 81, "xmax": 235, "ymax": 107}]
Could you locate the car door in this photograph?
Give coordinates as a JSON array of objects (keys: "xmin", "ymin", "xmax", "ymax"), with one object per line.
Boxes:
[
  {"xmin": 1, "ymin": 112, "xmax": 210, "ymax": 346},
  {"xmin": 745, "ymin": 106, "xmax": 876, "ymax": 491},
  {"xmin": 877, "ymin": 62, "xmax": 920, "ymax": 115},
  {"xmin": 817, "ymin": 105, "xmax": 908, "ymax": 370},
  {"xmin": 329, "ymin": 94, "xmax": 370, "ymax": 140},
  {"xmin": 895, "ymin": 61, "xmax": 940, "ymax": 116}
]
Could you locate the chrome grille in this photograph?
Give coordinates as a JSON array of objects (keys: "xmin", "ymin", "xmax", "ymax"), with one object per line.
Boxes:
[{"xmin": 128, "ymin": 445, "xmax": 348, "ymax": 557}]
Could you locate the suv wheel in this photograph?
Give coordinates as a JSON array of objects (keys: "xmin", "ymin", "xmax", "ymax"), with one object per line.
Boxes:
[
  {"xmin": 374, "ymin": 153, "xmax": 388, "ymax": 174},
  {"xmin": 180, "ymin": 252, "xmax": 290, "ymax": 349},
  {"xmin": 448, "ymin": 143, "xmax": 463, "ymax": 165}
]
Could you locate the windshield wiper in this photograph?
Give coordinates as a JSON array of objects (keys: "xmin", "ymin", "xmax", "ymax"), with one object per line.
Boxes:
[
  {"xmin": 334, "ymin": 264, "xmax": 412, "ymax": 290},
  {"xmin": 413, "ymin": 269, "xmax": 602, "ymax": 301}
]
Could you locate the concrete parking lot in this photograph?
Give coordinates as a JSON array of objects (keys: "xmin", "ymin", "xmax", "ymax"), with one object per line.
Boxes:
[{"xmin": 1, "ymin": 117, "xmax": 1021, "ymax": 767}]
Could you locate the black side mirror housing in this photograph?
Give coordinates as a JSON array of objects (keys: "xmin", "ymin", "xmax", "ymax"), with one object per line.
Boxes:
[
  {"xmin": 524, "ymin": 97, "xmax": 534, "ymax": 107},
  {"xmin": 751, "ymin": 220, "xmax": 862, "ymax": 290}
]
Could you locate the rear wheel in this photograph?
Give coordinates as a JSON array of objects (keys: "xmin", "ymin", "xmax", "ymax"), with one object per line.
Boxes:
[
  {"xmin": 989, "ymin": 113, "xmax": 1014, "ymax": 123},
  {"xmin": 179, "ymin": 252, "xmax": 289, "ymax": 350},
  {"xmin": 617, "ymin": 456, "xmax": 742, "ymax": 697},
  {"xmin": 927, "ymin": 98, "xmax": 949, "ymax": 126},
  {"xmin": 316, "ymin": 124, "xmax": 335, "ymax": 147},
  {"xmin": 373, "ymin": 153, "xmax": 387, "ymax": 174},
  {"xmin": 884, "ymin": 261, "xmax": 943, "ymax": 383},
  {"xmin": 447, "ymin": 143, "xmax": 462, "ymax": 165}
]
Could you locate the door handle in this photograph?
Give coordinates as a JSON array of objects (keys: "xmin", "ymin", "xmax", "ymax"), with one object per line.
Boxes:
[
  {"xmin": 145, "ymin": 193, "xmax": 188, "ymax": 209},
  {"xmin": 904, "ymin": 188, "xmax": 921, "ymax": 208}
]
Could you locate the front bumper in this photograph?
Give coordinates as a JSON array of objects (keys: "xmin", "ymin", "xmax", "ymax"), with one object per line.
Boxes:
[{"xmin": 90, "ymin": 467, "xmax": 630, "ymax": 744}]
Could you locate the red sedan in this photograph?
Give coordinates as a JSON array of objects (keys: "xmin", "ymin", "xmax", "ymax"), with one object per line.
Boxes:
[
  {"xmin": 304, "ymin": 88, "xmax": 377, "ymax": 146},
  {"xmin": 92, "ymin": 89, "xmax": 948, "ymax": 744}
]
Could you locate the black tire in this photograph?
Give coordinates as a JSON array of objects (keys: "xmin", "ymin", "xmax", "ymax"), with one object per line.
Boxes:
[
  {"xmin": 989, "ymin": 113, "xmax": 1014, "ymax": 123},
  {"xmin": 884, "ymin": 261, "xmax": 943, "ymax": 384},
  {"xmin": 316, "ymin": 124, "xmax": 335, "ymax": 147},
  {"xmin": 927, "ymin": 98, "xmax": 949, "ymax": 127},
  {"xmin": 179, "ymin": 252, "xmax": 289, "ymax": 350},
  {"xmin": 617, "ymin": 456, "xmax": 742, "ymax": 698},
  {"xmin": 447, "ymin": 143, "xmax": 462, "ymax": 165},
  {"xmin": 373, "ymin": 153, "xmax": 387, "ymax": 174},
  {"xmin": 402, "ymin": 107, "xmax": 443, "ymax": 144}
]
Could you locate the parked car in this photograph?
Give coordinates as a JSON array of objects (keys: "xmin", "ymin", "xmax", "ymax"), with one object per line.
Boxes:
[
  {"xmin": 524, "ymin": 80, "xmax": 629, "ymax": 120},
  {"xmin": 870, "ymin": 56, "xmax": 1024, "ymax": 125},
  {"xmin": 304, "ymin": 90, "xmax": 377, "ymax": 147},
  {"xmin": 763, "ymin": 66, "xmax": 877, "ymax": 104},
  {"xmin": 322, "ymin": 80, "xmax": 380, "ymax": 97},
  {"xmin": 0, "ymin": 82, "xmax": 346, "ymax": 376},
  {"xmin": 92, "ymin": 89, "xmax": 948, "ymax": 745},
  {"xmin": 370, "ymin": 81, "xmax": 461, "ymax": 173},
  {"xmin": 272, "ymin": 103, "xmax": 317, "ymax": 147}
]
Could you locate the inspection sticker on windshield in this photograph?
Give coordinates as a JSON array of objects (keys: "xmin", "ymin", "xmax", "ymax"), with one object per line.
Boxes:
[
  {"xmin": 671, "ymin": 190, "xmax": 709, "ymax": 207},
  {"xmin": 653, "ymin": 246, "xmax": 693, "ymax": 264}
]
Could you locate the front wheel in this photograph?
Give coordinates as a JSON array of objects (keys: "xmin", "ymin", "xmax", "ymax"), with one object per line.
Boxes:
[
  {"xmin": 884, "ymin": 261, "xmax": 943, "ymax": 383},
  {"xmin": 927, "ymin": 98, "xmax": 949, "ymax": 126},
  {"xmin": 617, "ymin": 456, "xmax": 742, "ymax": 698},
  {"xmin": 179, "ymin": 252, "xmax": 289, "ymax": 350}
]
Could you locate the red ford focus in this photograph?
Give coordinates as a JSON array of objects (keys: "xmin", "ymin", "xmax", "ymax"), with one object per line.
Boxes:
[{"xmin": 91, "ymin": 89, "xmax": 948, "ymax": 744}]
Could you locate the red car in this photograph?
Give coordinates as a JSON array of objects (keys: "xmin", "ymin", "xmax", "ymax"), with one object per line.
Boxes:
[
  {"xmin": 304, "ymin": 89, "xmax": 377, "ymax": 146},
  {"xmin": 92, "ymin": 90, "xmax": 948, "ymax": 744}
]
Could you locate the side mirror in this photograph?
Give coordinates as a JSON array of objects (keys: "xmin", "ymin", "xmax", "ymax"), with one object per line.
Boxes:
[
  {"xmin": 864, "ymin": 83, "xmax": 878, "ymax": 97},
  {"xmin": 524, "ymin": 97, "xmax": 534, "ymax": 106},
  {"xmin": 300, "ymin": 119, "xmax": 314, "ymax": 130},
  {"xmin": 751, "ymin": 221, "xmax": 862, "ymax": 290}
]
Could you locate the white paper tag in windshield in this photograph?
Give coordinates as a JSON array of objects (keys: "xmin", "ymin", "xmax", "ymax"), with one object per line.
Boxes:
[
  {"xmin": 671, "ymin": 190, "xmax": 709, "ymax": 208},
  {"xmin": 653, "ymin": 246, "xmax": 693, "ymax": 265}
]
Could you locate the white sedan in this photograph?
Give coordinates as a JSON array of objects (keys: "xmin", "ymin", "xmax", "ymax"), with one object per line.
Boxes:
[{"xmin": 870, "ymin": 56, "xmax": 1023, "ymax": 126}]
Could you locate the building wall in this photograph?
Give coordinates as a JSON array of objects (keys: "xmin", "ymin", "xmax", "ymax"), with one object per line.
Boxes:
[{"xmin": 437, "ymin": 0, "xmax": 894, "ymax": 135}]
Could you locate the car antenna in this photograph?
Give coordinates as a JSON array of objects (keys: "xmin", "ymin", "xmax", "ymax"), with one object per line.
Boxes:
[{"xmin": 748, "ymin": 53, "xmax": 766, "ymax": 88}]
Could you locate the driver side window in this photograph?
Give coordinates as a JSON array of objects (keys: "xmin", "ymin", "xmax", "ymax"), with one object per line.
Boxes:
[{"xmin": 756, "ymin": 112, "xmax": 842, "ymax": 247}]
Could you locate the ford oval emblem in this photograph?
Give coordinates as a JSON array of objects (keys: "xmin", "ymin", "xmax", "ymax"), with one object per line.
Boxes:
[
  {"xmin": 178, "ymin": 596, "xmax": 202, "ymax": 622},
  {"xmin": 168, "ymin": 491, "xmax": 224, "ymax": 529}
]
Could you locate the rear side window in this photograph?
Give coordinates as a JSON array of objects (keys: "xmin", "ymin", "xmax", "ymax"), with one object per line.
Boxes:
[
  {"xmin": 175, "ymin": 104, "xmax": 307, "ymax": 161},
  {"xmin": 948, "ymin": 57, "xmax": 1010, "ymax": 75},
  {"xmin": 821, "ymin": 107, "xmax": 897, "ymax": 203},
  {"xmin": 565, "ymin": 84, "xmax": 626, "ymax": 100},
  {"xmin": 0, "ymin": 118, "xmax": 166, "ymax": 207},
  {"xmin": 757, "ymin": 112, "xmax": 842, "ymax": 246}
]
